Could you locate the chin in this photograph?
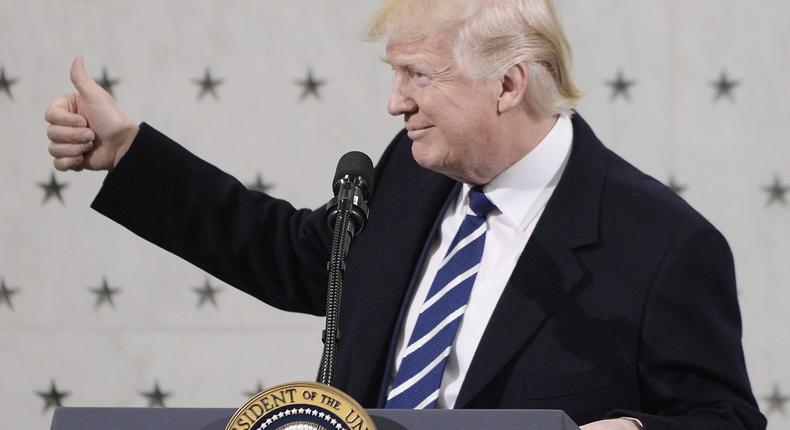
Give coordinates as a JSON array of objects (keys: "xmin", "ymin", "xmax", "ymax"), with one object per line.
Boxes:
[{"xmin": 411, "ymin": 143, "xmax": 443, "ymax": 172}]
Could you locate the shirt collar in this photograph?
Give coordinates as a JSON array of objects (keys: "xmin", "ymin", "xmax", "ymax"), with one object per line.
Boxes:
[{"xmin": 461, "ymin": 113, "xmax": 574, "ymax": 230}]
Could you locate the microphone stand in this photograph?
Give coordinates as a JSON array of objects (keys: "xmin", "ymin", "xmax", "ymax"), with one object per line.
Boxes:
[{"xmin": 318, "ymin": 177, "xmax": 368, "ymax": 386}]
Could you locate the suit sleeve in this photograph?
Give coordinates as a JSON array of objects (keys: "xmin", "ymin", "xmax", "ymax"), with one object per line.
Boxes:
[
  {"xmin": 609, "ymin": 224, "xmax": 766, "ymax": 429},
  {"xmin": 91, "ymin": 122, "xmax": 330, "ymax": 315}
]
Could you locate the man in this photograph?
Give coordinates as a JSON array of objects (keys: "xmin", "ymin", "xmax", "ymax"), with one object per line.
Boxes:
[{"xmin": 44, "ymin": 0, "xmax": 765, "ymax": 428}]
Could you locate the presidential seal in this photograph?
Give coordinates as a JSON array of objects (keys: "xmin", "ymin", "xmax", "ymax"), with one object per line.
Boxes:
[{"xmin": 225, "ymin": 382, "xmax": 377, "ymax": 430}]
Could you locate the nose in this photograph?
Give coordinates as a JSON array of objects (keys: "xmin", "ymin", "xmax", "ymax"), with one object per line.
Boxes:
[{"xmin": 387, "ymin": 79, "xmax": 417, "ymax": 117}]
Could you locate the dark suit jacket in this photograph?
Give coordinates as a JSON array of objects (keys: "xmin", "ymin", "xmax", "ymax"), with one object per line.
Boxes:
[{"xmin": 92, "ymin": 114, "xmax": 766, "ymax": 429}]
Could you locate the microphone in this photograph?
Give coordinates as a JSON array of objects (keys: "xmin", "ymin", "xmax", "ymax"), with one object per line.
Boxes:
[
  {"xmin": 325, "ymin": 151, "xmax": 374, "ymax": 236},
  {"xmin": 318, "ymin": 151, "xmax": 374, "ymax": 386}
]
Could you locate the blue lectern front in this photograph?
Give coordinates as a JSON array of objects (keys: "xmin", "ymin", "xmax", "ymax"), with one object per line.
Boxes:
[{"xmin": 50, "ymin": 407, "xmax": 580, "ymax": 430}]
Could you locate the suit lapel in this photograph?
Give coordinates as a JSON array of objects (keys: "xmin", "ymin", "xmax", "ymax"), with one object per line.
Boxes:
[
  {"xmin": 454, "ymin": 219, "xmax": 585, "ymax": 407},
  {"xmin": 455, "ymin": 114, "xmax": 608, "ymax": 408}
]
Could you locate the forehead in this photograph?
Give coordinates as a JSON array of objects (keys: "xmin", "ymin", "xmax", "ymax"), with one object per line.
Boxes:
[{"xmin": 383, "ymin": 36, "xmax": 454, "ymax": 68}]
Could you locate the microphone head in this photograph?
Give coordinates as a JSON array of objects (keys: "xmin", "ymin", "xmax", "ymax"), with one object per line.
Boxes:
[{"xmin": 333, "ymin": 151, "xmax": 374, "ymax": 199}]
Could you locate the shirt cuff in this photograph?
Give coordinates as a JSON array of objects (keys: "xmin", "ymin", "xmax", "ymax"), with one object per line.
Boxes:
[{"xmin": 620, "ymin": 417, "xmax": 644, "ymax": 429}]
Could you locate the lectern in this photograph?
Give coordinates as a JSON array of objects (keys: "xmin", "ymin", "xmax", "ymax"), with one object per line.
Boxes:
[{"xmin": 51, "ymin": 407, "xmax": 580, "ymax": 430}]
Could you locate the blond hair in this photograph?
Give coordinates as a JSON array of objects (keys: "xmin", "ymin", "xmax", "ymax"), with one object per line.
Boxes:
[{"xmin": 368, "ymin": 0, "xmax": 583, "ymax": 118}]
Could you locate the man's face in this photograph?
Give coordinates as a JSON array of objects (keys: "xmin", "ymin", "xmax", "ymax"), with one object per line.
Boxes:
[{"xmin": 385, "ymin": 35, "xmax": 501, "ymax": 184}]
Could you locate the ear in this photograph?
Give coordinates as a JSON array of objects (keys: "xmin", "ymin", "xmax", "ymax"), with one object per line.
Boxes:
[{"xmin": 497, "ymin": 62, "xmax": 529, "ymax": 113}]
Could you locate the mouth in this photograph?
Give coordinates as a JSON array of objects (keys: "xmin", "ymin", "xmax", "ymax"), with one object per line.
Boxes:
[{"xmin": 407, "ymin": 125, "xmax": 434, "ymax": 140}]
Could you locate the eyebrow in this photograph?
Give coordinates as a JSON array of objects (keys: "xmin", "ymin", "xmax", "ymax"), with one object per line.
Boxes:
[{"xmin": 379, "ymin": 55, "xmax": 433, "ymax": 71}]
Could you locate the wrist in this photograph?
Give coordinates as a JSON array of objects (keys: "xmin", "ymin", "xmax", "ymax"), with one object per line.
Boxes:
[{"xmin": 112, "ymin": 122, "xmax": 139, "ymax": 170}]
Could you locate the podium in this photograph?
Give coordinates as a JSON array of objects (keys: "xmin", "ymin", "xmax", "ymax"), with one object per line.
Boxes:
[{"xmin": 50, "ymin": 407, "xmax": 579, "ymax": 430}]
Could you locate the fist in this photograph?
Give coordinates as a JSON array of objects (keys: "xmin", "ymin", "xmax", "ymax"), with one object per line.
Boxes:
[{"xmin": 44, "ymin": 57, "xmax": 138, "ymax": 171}]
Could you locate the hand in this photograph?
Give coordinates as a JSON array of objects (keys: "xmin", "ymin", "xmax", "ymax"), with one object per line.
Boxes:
[
  {"xmin": 45, "ymin": 57, "xmax": 139, "ymax": 171},
  {"xmin": 580, "ymin": 418, "xmax": 641, "ymax": 430}
]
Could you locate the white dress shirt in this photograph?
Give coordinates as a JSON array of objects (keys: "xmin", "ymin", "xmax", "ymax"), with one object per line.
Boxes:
[{"xmin": 389, "ymin": 114, "xmax": 574, "ymax": 408}]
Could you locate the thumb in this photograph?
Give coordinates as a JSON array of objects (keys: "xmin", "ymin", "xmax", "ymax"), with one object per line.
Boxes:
[{"xmin": 70, "ymin": 57, "xmax": 106, "ymax": 100}]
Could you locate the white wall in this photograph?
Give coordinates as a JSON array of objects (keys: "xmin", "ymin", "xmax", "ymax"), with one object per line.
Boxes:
[{"xmin": 0, "ymin": 1, "xmax": 787, "ymax": 428}]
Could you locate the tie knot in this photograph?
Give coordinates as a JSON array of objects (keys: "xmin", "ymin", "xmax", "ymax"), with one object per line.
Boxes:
[{"xmin": 468, "ymin": 187, "xmax": 496, "ymax": 218}]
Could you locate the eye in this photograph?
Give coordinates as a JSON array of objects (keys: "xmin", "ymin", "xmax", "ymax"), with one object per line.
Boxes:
[{"xmin": 408, "ymin": 69, "xmax": 431, "ymax": 86}]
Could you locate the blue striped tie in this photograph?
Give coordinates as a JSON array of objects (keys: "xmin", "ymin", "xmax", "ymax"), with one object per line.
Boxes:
[{"xmin": 386, "ymin": 187, "xmax": 496, "ymax": 409}]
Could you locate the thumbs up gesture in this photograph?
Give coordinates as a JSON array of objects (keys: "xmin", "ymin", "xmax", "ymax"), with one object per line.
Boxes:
[{"xmin": 44, "ymin": 57, "xmax": 139, "ymax": 171}]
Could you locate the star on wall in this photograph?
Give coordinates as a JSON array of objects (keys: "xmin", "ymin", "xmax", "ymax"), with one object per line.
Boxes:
[
  {"xmin": 763, "ymin": 175, "xmax": 789, "ymax": 207},
  {"xmin": 38, "ymin": 172, "xmax": 68, "ymax": 204},
  {"xmin": 193, "ymin": 68, "xmax": 223, "ymax": 100},
  {"xmin": 36, "ymin": 381, "xmax": 69, "ymax": 413},
  {"xmin": 667, "ymin": 175, "xmax": 687, "ymax": 195},
  {"xmin": 243, "ymin": 381, "xmax": 265, "ymax": 398},
  {"xmin": 141, "ymin": 381, "xmax": 170, "ymax": 407},
  {"xmin": 606, "ymin": 70, "xmax": 635, "ymax": 101},
  {"xmin": 193, "ymin": 278, "xmax": 221, "ymax": 308},
  {"xmin": 0, "ymin": 67, "xmax": 18, "ymax": 100},
  {"xmin": 90, "ymin": 277, "xmax": 120, "ymax": 308},
  {"xmin": 96, "ymin": 67, "xmax": 120, "ymax": 96},
  {"xmin": 762, "ymin": 384, "xmax": 789, "ymax": 416},
  {"xmin": 711, "ymin": 71, "xmax": 739, "ymax": 102},
  {"xmin": 295, "ymin": 68, "xmax": 326, "ymax": 101},
  {"xmin": 247, "ymin": 173, "xmax": 274, "ymax": 193},
  {"xmin": 0, "ymin": 278, "xmax": 19, "ymax": 310}
]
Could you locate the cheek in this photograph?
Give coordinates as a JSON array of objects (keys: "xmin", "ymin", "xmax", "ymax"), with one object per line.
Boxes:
[
  {"xmin": 411, "ymin": 135, "xmax": 439, "ymax": 159},
  {"xmin": 441, "ymin": 114, "xmax": 496, "ymax": 169},
  {"xmin": 445, "ymin": 112, "xmax": 488, "ymax": 149}
]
